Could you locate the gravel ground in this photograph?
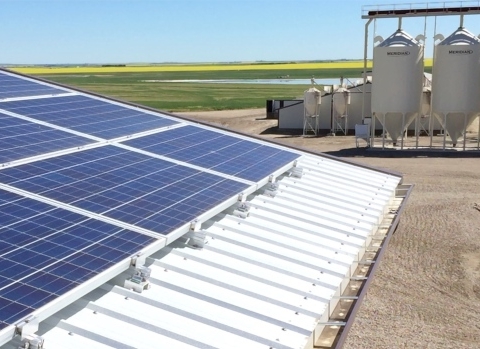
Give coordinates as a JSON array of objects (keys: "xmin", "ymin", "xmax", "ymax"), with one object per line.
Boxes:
[{"xmin": 179, "ymin": 109, "xmax": 480, "ymax": 349}]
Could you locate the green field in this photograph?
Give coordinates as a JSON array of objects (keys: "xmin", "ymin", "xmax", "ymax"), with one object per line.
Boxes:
[
  {"xmin": 18, "ymin": 62, "xmax": 431, "ymax": 112},
  {"xmin": 31, "ymin": 68, "xmax": 364, "ymax": 111}
]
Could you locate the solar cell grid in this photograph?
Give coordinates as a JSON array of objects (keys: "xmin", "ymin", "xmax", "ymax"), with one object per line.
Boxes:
[
  {"xmin": 0, "ymin": 189, "xmax": 156, "ymax": 330},
  {"xmin": 0, "ymin": 72, "xmax": 66, "ymax": 99},
  {"xmin": 123, "ymin": 125, "xmax": 301, "ymax": 181},
  {"xmin": 0, "ymin": 95, "xmax": 178, "ymax": 139},
  {"xmin": 0, "ymin": 112, "xmax": 94, "ymax": 164},
  {"xmin": 0, "ymin": 146, "xmax": 248, "ymax": 235}
]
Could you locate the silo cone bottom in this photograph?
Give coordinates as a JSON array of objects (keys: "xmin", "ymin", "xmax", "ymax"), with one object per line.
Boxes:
[
  {"xmin": 434, "ymin": 112, "xmax": 479, "ymax": 147},
  {"xmin": 376, "ymin": 113, "xmax": 416, "ymax": 146}
]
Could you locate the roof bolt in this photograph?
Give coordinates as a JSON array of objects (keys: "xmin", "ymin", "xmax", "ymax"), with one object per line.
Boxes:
[
  {"xmin": 93, "ymin": 311, "xmax": 98, "ymax": 314},
  {"xmin": 125, "ymin": 297, "xmax": 129, "ymax": 300},
  {"xmin": 304, "ymin": 296, "xmax": 307, "ymax": 300},
  {"xmin": 281, "ymin": 328, "xmax": 286, "ymax": 331},
  {"xmin": 164, "ymin": 269, "xmax": 168, "ymax": 272},
  {"xmin": 68, "ymin": 332, "xmax": 74, "ymax": 336},
  {"xmin": 184, "ymin": 257, "xmax": 187, "ymax": 260},
  {"xmin": 295, "ymin": 312, "xmax": 299, "ymax": 315},
  {"xmin": 312, "ymin": 283, "xmax": 316, "ymax": 286}
]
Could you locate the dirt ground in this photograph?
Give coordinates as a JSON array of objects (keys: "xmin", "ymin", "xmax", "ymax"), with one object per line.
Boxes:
[{"xmin": 179, "ymin": 108, "xmax": 480, "ymax": 349}]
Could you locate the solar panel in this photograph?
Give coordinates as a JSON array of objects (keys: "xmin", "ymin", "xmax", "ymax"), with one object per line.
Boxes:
[
  {"xmin": 0, "ymin": 145, "xmax": 249, "ymax": 235},
  {"xmin": 0, "ymin": 95, "xmax": 178, "ymax": 139},
  {"xmin": 123, "ymin": 125, "xmax": 301, "ymax": 181},
  {"xmin": 0, "ymin": 112, "xmax": 95, "ymax": 164},
  {"xmin": 0, "ymin": 71, "xmax": 67, "ymax": 99},
  {"xmin": 0, "ymin": 188, "xmax": 157, "ymax": 330}
]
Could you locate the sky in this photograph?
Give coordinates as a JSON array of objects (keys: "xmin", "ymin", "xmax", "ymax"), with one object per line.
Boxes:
[{"xmin": 1, "ymin": 0, "xmax": 480, "ymax": 64}]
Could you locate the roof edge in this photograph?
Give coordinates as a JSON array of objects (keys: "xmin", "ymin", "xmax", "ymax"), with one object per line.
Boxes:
[{"xmin": 333, "ymin": 183, "xmax": 414, "ymax": 348}]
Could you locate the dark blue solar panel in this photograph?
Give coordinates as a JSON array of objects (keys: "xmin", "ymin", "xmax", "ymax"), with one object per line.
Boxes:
[
  {"xmin": 0, "ymin": 146, "xmax": 248, "ymax": 235},
  {"xmin": 123, "ymin": 125, "xmax": 301, "ymax": 181},
  {"xmin": 0, "ymin": 112, "xmax": 94, "ymax": 164},
  {"xmin": 0, "ymin": 72, "xmax": 66, "ymax": 99},
  {"xmin": 0, "ymin": 94, "xmax": 178, "ymax": 139},
  {"xmin": 0, "ymin": 188, "xmax": 156, "ymax": 329}
]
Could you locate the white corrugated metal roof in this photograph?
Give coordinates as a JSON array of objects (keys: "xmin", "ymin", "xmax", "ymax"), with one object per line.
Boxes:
[{"xmin": 3, "ymin": 154, "xmax": 405, "ymax": 349}]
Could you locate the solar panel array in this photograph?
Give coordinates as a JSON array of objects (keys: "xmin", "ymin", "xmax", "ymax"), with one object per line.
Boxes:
[{"xmin": 0, "ymin": 69, "xmax": 301, "ymax": 337}]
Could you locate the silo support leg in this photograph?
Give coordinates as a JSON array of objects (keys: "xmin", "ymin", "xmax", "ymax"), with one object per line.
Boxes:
[{"xmin": 478, "ymin": 115, "xmax": 480, "ymax": 150}]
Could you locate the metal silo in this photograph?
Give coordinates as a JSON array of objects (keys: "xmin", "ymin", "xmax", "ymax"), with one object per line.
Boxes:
[
  {"xmin": 303, "ymin": 87, "xmax": 321, "ymax": 136},
  {"xmin": 332, "ymin": 86, "xmax": 350, "ymax": 135},
  {"xmin": 431, "ymin": 27, "xmax": 480, "ymax": 147},
  {"xmin": 371, "ymin": 29, "xmax": 424, "ymax": 146}
]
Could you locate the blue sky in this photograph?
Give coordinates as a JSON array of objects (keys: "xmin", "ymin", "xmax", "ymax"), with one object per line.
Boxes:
[{"xmin": 1, "ymin": 0, "xmax": 480, "ymax": 64}]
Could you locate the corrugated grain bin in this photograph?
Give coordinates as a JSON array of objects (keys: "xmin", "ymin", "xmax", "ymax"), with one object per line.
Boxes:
[
  {"xmin": 371, "ymin": 30, "xmax": 424, "ymax": 144},
  {"xmin": 432, "ymin": 27, "xmax": 480, "ymax": 146}
]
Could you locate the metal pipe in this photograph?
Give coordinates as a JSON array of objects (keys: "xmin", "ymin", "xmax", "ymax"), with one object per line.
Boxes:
[
  {"xmin": 362, "ymin": 19, "xmax": 373, "ymax": 123},
  {"xmin": 463, "ymin": 113, "xmax": 467, "ymax": 151},
  {"xmin": 398, "ymin": 16, "xmax": 403, "ymax": 30},
  {"xmin": 430, "ymin": 15, "xmax": 438, "ymax": 148},
  {"xmin": 460, "ymin": 14, "xmax": 464, "ymax": 27}
]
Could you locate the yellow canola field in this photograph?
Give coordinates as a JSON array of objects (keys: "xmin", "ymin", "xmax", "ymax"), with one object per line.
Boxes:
[
  {"xmin": 14, "ymin": 61, "xmax": 374, "ymax": 74},
  {"xmin": 12, "ymin": 59, "xmax": 432, "ymax": 75}
]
